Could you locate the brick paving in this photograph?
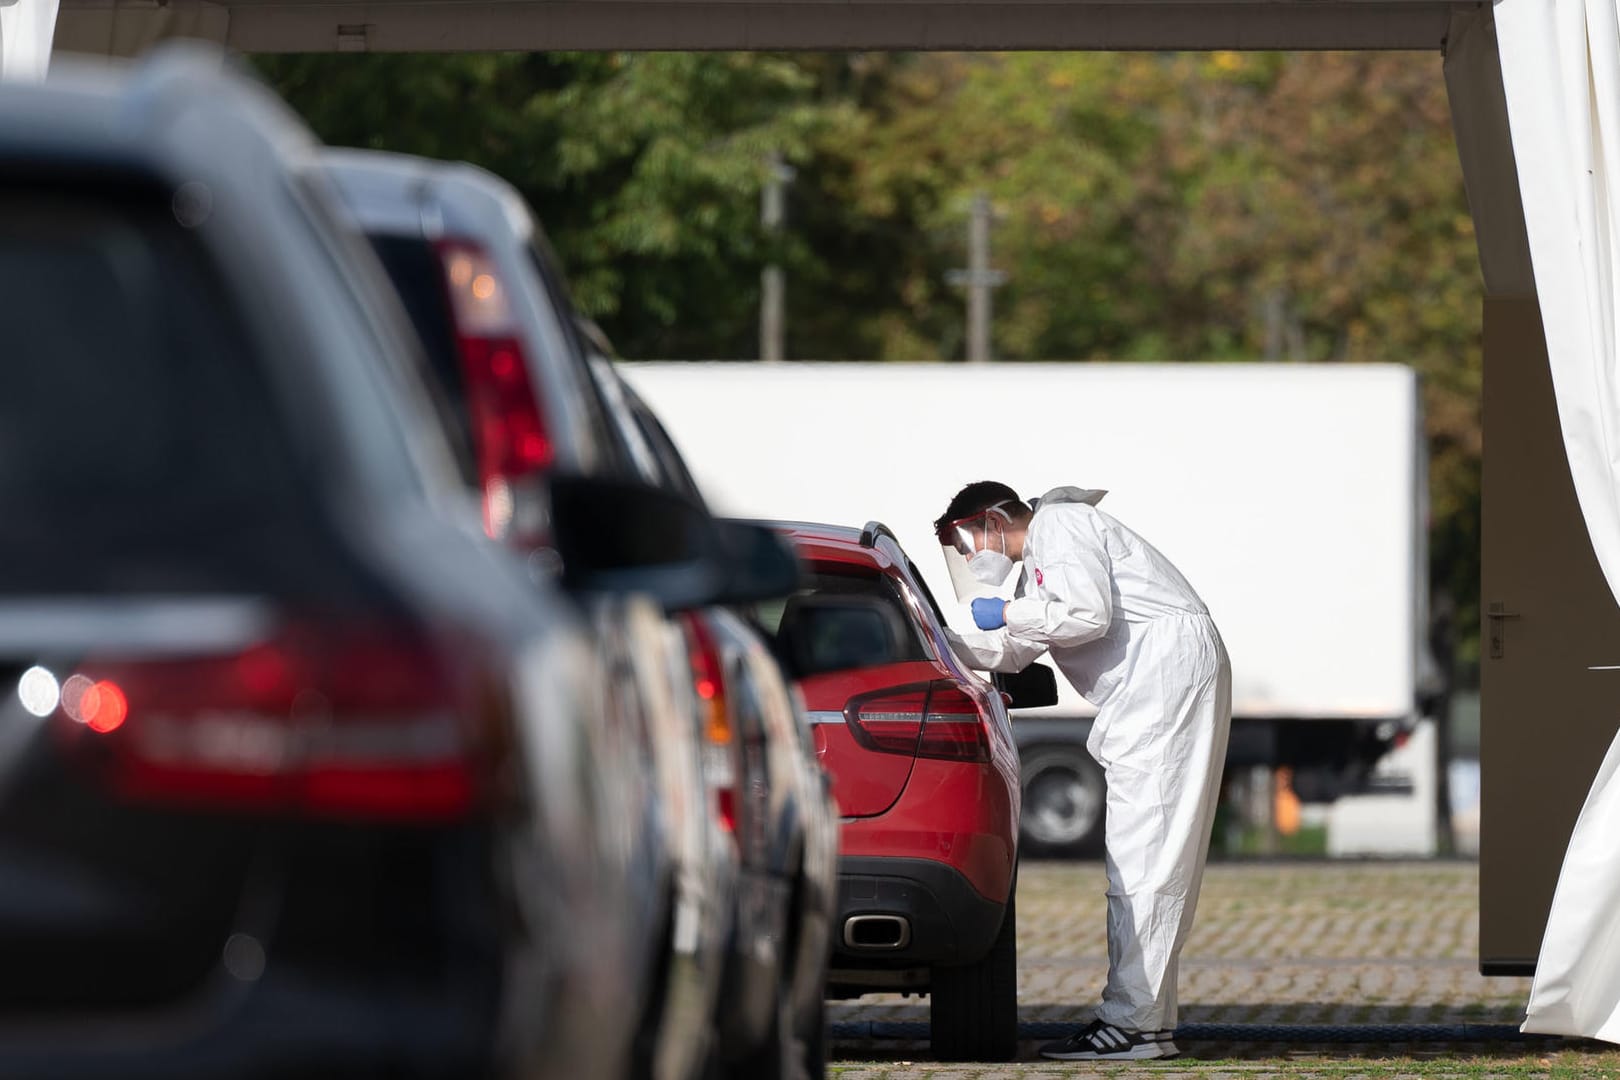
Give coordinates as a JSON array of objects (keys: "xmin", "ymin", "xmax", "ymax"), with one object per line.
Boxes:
[{"xmin": 825, "ymin": 860, "xmax": 1620, "ymax": 1077}]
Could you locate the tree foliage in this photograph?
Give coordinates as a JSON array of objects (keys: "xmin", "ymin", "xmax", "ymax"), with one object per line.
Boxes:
[{"xmin": 259, "ymin": 49, "xmax": 1483, "ymax": 661}]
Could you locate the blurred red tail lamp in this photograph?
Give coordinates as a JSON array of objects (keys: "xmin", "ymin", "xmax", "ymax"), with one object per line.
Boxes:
[
  {"xmin": 682, "ymin": 613, "xmax": 738, "ymax": 834},
  {"xmin": 54, "ymin": 619, "xmax": 492, "ymax": 822},
  {"xmin": 435, "ymin": 239, "xmax": 554, "ymax": 543},
  {"xmin": 81, "ymin": 680, "xmax": 127, "ymax": 734}
]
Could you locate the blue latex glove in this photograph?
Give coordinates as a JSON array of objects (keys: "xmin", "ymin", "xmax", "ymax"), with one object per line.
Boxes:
[{"xmin": 971, "ymin": 596, "xmax": 1007, "ymax": 630}]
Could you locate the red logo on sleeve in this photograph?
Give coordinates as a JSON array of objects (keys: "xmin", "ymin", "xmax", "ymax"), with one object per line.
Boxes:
[{"xmin": 1034, "ymin": 568, "xmax": 1044, "ymax": 586}]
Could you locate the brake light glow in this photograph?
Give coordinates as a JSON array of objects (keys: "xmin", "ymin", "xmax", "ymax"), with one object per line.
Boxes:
[
  {"xmin": 81, "ymin": 680, "xmax": 127, "ymax": 734},
  {"xmin": 715, "ymin": 788, "xmax": 737, "ymax": 834},
  {"xmin": 51, "ymin": 620, "xmax": 483, "ymax": 822},
  {"xmin": 845, "ymin": 680, "xmax": 991, "ymax": 763},
  {"xmin": 683, "ymin": 614, "xmax": 731, "ymax": 746},
  {"xmin": 683, "ymin": 614, "xmax": 738, "ymax": 833},
  {"xmin": 435, "ymin": 239, "xmax": 554, "ymax": 542}
]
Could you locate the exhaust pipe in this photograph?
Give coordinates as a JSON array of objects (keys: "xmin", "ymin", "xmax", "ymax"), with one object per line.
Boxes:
[{"xmin": 843, "ymin": 914, "xmax": 911, "ymax": 951}]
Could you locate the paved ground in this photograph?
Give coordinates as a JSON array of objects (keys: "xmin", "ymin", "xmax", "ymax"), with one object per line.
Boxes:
[{"xmin": 827, "ymin": 860, "xmax": 1620, "ymax": 1078}]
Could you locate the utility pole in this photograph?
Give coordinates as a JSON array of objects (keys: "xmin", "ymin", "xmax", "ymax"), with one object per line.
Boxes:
[
  {"xmin": 760, "ymin": 152, "xmax": 795, "ymax": 362},
  {"xmin": 947, "ymin": 192, "xmax": 1007, "ymax": 363}
]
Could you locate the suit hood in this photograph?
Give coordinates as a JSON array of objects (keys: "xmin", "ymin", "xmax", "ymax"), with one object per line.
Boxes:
[{"xmin": 1032, "ymin": 485, "xmax": 1107, "ymax": 509}]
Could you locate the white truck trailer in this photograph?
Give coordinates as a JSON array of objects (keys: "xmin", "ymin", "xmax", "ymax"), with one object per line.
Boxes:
[{"xmin": 624, "ymin": 361, "xmax": 1441, "ymax": 855}]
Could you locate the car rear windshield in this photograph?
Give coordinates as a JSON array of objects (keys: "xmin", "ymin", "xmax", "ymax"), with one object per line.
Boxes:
[
  {"xmin": 753, "ymin": 564, "xmax": 930, "ymax": 679},
  {"xmin": 366, "ymin": 233, "xmax": 476, "ymax": 485},
  {"xmin": 0, "ymin": 193, "xmax": 305, "ymax": 592}
]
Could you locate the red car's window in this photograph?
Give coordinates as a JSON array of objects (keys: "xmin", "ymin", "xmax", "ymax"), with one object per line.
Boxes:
[{"xmin": 755, "ymin": 567, "xmax": 930, "ymax": 679}]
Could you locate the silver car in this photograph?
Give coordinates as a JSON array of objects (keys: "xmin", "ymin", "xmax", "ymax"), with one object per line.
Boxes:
[{"xmin": 322, "ymin": 148, "xmax": 758, "ymax": 1080}]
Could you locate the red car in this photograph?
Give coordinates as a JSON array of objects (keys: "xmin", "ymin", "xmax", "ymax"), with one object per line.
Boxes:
[{"xmin": 759, "ymin": 521, "xmax": 1051, "ymax": 1062}]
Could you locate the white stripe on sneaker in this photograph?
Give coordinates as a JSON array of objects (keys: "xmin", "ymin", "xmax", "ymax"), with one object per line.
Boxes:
[{"xmin": 1039, "ymin": 1022, "xmax": 1181, "ymax": 1062}]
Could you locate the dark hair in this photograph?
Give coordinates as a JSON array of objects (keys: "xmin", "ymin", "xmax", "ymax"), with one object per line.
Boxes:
[{"xmin": 934, "ymin": 481, "xmax": 1028, "ymax": 534}]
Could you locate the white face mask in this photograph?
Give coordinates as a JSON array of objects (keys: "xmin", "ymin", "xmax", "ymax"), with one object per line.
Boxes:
[
  {"xmin": 967, "ymin": 548, "xmax": 1014, "ymax": 585},
  {"xmin": 940, "ymin": 500, "xmax": 1021, "ymax": 600}
]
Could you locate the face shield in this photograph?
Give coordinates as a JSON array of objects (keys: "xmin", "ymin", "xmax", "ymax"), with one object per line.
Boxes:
[{"xmin": 936, "ymin": 503, "xmax": 1020, "ymax": 601}]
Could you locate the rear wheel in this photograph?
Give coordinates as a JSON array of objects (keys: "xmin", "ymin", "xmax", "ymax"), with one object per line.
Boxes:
[
  {"xmin": 928, "ymin": 891, "xmax": 1018, "ymax": 1062},
  {"xmin": 1020, "ymin": 744, "xmax": 1106, "ymax": 858}
]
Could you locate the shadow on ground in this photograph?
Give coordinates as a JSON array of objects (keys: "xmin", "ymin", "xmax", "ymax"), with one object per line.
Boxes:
[
  {"xmin": 828, "ymin": 1003, "xmax": 1569, "ymax": 1063},
  {"xmin": 830, "ymin": 1037, "xmax": 1597, "ymax": 1067}
]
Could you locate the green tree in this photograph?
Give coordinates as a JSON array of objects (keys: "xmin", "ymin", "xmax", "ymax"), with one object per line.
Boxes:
[{"xmin": 260, "ymin": 51, "xmax": 853, "ymax": 357}]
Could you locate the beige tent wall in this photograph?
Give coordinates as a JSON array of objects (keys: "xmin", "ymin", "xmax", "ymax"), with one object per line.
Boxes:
[{"xmin": 1444, "ymin": 5, "xmax": 1620, "ymax": 974}]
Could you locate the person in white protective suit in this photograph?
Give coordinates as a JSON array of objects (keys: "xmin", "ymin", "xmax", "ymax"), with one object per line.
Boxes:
[{"xmin": 934, "ymin": 481, "xmax": 1231, "ymax": 1062}]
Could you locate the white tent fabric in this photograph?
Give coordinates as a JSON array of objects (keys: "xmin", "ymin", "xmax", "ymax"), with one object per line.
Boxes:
[
  {"xmin": 1496, "ymin": 0, "xmax": 1620, "ymax": 1044},
  {"xmin": 0, "ymin": 0, "xmax": 59, "ymax": 79}
]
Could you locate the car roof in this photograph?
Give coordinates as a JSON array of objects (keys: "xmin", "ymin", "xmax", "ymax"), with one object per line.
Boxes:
[
  {"xmin": 1, "ymin": 46, "xmax": 315, "ymax": 195},
  {"xmin": 321, "ymin": 147, "xmax": 537, "ymax": 244},
  {"xmin": 764, "ymin": 521, "xmax": 904, "ymax": 571}
]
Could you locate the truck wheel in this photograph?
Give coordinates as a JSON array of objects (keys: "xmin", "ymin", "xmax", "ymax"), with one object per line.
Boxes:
[
  {"xmin": 1020, "ymin": 744, "xmax": 1106, "ymax": 858},
  {"xmin": 928, "ymin": 892, "xmax": 1018, "ymax": 1062}
]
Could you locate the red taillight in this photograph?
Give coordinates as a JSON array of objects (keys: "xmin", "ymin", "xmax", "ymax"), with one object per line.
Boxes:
[
  {"xmin": 82, "ymin": 680, "xmax": 128, "ymax": 734},
  {"xmin": 59, "ymin": 676, "xmax": 129, "ymax": 734},
  {"xmin": 913, "ymin": 683, "xmax": 992, "ymax": 763},
  {"xmin": 683, "ymin": 613, "xmax": 738, "ymax": 833},
  {"xmin": 435, "ymin": 240, "xmax": 554, "ymax": 542},
  {"xmin": 715, "ymin": 787, "xmax": 737, "ymax": 834},
  {"xmin": 461, "ymin": 336, "xmax": 553, "ymax": 475},
  {"xmin": 53, "ymin": 620, "xmax": 481, "ymax": 822},
  {"xmin": 845, "ymin": 680, "xmax": 990, "ymax": 764},
  {"xmin": 846, "ymin": 685, "xmax": 925, "ymax": 756}
]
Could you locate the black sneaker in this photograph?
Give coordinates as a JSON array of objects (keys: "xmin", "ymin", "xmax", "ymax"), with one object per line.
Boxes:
[{"xmin": 1038, "ymin": 1019, "xmax": 1179, "ymax": 1061}]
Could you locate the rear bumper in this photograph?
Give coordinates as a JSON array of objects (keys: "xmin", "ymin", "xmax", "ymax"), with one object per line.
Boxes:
[
  {"xmin": 0, "ymin": 967, "xmax": 491, "ymax": 1080},
  {"xmin": 826, "ymin": 753, "xmax": 1017, "ymax": 993},
  {"xmin": 830, "ymin": 855, "xmax": 1007, "ymax": 971},
  {"xmin": 0, "ymin": 819, "xmax": 638, "ymax": 1080}
]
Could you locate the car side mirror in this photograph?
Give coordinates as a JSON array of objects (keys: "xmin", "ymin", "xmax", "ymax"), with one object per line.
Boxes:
[
  {"xmin": 993, "ymin": 662, "xmax": 1059, "ymax": 710},
  {"xmin": 713, "ymin": 520, "xmax": 803, "ymax": 606},
  {"xmin": 548, "ymin": 473, "xmax": 729, "ymax": 612}
]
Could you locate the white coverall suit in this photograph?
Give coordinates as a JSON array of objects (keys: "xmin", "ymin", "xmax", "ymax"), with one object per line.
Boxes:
[{"xmin": 947, "ymin": 487, "xmax": 1232, "ymax": 1032}]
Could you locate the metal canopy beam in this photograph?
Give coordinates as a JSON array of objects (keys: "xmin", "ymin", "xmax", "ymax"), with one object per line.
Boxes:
[{"xmin": 55, "ymin": 0, "xmax": 1462, "ymax": 56}]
